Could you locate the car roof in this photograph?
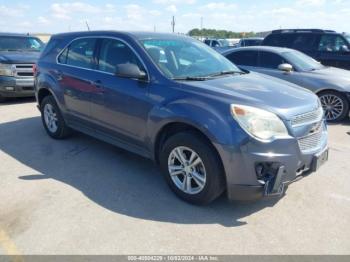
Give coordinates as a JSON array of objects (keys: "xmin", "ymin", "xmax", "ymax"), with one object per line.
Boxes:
[
  {"xmin": 224, "ymin": 46, "xmax": 295, "ymax": 55},
  {"xmin": 270, "ymin": 29, "xmax": 337, "ymax": 34},
  {"xmin": 241, "ymin": 37, "xmax": 264, "ymax": 40},
  {"xmin": 0, "ymin": 32, "xmax": 37, "ymax": 37},
  {"xmin": 52, "ymin": 31, "xmax": 192, "ymax": 41}
]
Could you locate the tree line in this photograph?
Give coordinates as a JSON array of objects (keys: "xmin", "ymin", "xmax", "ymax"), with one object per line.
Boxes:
[{"xmin": 188, "ymin": 28, "xmax": 256, "ymax": 38}]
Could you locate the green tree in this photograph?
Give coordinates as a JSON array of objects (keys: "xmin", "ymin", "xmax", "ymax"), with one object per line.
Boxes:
[{"xmin": 188, "ymin": 28, "xmax": 256, "ymax": 38}]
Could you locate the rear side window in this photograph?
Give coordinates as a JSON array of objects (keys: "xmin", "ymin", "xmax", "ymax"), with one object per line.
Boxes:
[
  {"xmin": 58, "ymin": 38, "xmax": 96, "ymax": 69},
  {"xmin": 226, "ymin": 51, "xmax": 258, "ymax": 66},
  {"xmin": 259, "ymin": 51, "xmax": 286, "ymax": 69},
  {"xmin": 291, "ymin": 34, "xmax": 318, "ymax": 50},
  {"xmin": 98, "ymin": 39, "xmax": 143, "ymax": 74},
  {"xmin": 263, "ymin": 34, "xmax": 295, "ymax": 47}
]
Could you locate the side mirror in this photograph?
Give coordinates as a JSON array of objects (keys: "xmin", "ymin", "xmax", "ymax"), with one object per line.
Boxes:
[
  {"xmin": 278, "ymin": 63, "xmax": 293, "ymax": 73},
  {"xmin": 340, "ymin": 45, "xmax": 350, "ymax": 52},
  {"xmin": 115, "ymin": 63, "xmax": 147, "ymax": 80}
]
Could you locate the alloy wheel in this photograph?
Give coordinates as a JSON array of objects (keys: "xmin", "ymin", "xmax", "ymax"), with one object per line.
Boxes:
[
  {"xmin": 44, "ymin": 103, "xmax": 58, "ymax": 133},
  {"xmin": 319, "ymin": 94, "xmax": 344, "ymax": 121},
  {"xmin": 168, "ymin": 146, "xmax": 206, "ymax": 195}
]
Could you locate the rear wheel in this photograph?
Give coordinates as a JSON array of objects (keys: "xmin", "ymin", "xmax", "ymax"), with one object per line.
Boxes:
[
  {"xmin": 318, "ymin": 91, "xmax": 349, "ymax": 122},
  {"xmin": 40, "ymin": 96, "xmax": 71, "ymax": 139},
  {"xmin": 0, "ymin": 95, "xmax": 6, "ymax": 103},
  {"xmin": 160, "ymin": 132, "xmax": 225, "ymax": 205}
]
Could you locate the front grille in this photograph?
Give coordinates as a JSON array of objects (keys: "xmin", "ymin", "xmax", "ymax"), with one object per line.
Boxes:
[
  {"xmin": 291, "ymin": 107, "xmax": 323, "ymax": 127},
  {"xmin": 297, "ymin": 124, "xmax": 324, "ymax": 153},
  {"xmin": 14, "ymin": 64, "xmax": 34, "ymax": 78}
]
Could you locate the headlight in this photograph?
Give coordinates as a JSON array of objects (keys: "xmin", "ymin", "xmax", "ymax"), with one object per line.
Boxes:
[
  {"xmin": 231, "ymin": 104, "xmax": 289, "ymax": 141},
  {"xmin": 0, "ymin": 63, "xmax": 15, "ymax": 76}
]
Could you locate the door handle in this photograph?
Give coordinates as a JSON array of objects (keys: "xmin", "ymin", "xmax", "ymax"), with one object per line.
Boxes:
[
  {"xmin": 91, "ymin": 80, "xmax": 105, "ymax": 93},
  {"xmin": 92, "ymin": 80, "xmax": 103, "ymax": 88}
]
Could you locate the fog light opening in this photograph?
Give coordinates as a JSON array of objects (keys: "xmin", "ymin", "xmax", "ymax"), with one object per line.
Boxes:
[{"xmin": 255, "ymin": 162, "xmax": 282, "ymax": 182}]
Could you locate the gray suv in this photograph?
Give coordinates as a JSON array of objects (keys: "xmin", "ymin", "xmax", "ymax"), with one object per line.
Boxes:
[{"xmin": 35, "ymin": 31, "xmax": 328, "ymax": 205}]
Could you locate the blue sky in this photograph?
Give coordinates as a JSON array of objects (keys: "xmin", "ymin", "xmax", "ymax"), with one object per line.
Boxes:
[{"xmin": 0, "ymin": 0, "xmax": 349, "ymax": 34}]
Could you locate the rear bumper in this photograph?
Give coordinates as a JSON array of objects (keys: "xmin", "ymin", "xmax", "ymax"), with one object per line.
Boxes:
[
  {"xmin": 215, "ymin": 124, "xmax": 328, "ymax": 201},
  {"xmin": 0, "ymin": 76, "xmax": 35, "ymax": 98}
]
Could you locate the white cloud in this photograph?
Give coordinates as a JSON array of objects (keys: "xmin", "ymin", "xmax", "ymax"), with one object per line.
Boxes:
[
  {"xmin": 153, "ymin": 0, "xmax": 196, "ymax": 4},
  {"xmin": 296, "ymin": 0, "xmax": 325, "ymax": 6},
  {"xmin": 38, "ymin": 16, "xmax": 51, "ymax": 25},
  {"xmin": 166, "ymin": 4, "xmax": 178, "ymax": 13},
  {"xmin": 0, "ymin": 5, "xmax": 25, "ymax": 17}
]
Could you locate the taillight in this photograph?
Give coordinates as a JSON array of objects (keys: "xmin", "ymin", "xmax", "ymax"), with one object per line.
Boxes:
[{"xmin": 33, "ymin": 64, "xmax": 37, "ymax": 75}]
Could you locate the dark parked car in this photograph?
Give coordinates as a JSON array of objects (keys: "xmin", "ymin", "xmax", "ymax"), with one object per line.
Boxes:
[
  {"xmin": 203, "ymin": 38, "xmax": 231, "ymax": 52},
  {"xmin": 262, "ymin": 29, "xmax": 350, "ymax": 70},
  {"xmin": 35, "ymin": 31, "xmax": 328, "ymax": 204},
  {"xmin": 0, "ymin": 33, "xmax": 44, "ymax": 102},
  {"xmin": 223, "ymin": 46, "xmax": 350, "ymax": 121},
  {"xmin": 237, "ymin": 37, "xmax": 264, "ymax": 47}
]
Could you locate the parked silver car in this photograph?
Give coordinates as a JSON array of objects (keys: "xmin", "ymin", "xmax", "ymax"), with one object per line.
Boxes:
[{"xmin": 223, "ymin": 46, "xmax": 350, "ymax": 121}]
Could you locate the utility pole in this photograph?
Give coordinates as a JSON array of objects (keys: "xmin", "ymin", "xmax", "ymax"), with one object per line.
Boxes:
[
  {"xmin": 171, "ymin": 16, "xmax": 175, "ymax": 33},
  {"xmin": 154, "ymin": 25, "xmax": 156, "ymax": 32},
  {"xmin": 200, "ymin": 17, "xmax": 203, "ymax": 30}
]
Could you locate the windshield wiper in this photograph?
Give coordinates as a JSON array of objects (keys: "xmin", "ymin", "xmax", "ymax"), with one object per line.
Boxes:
[
  {"xmin": 172, "ymin": 76, "xmax": 210, "ymax": 81},
  {"xmin": 209, "ymin": 70, "xmax": 244, "ymax": 77}
]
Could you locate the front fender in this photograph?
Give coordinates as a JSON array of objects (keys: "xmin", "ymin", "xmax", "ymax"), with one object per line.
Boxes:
[{"xmin": 147, "ymin": 97, "xmax": 246, "ymax": 154}]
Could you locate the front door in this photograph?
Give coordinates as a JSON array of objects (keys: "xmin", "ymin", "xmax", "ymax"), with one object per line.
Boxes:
[
  {"xmin": 90, "ymin": 38, "xmax": 153, "ymax": 147},
  {"xmin": 317, "ymin": 34, "xmax": 350, "ymax": 70}
]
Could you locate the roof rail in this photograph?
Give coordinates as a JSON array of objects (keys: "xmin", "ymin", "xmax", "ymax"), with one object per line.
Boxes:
[{"xmin": 271, "ymin": 29, "xmax": 336, "ymax": 34}]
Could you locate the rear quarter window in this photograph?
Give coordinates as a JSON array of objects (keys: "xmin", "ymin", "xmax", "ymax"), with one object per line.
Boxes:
[
  {"xmin": 263, "ymin": 34, "xmax": 295, "ymax": 48},
  {"xmin": 58, "ymin": 38, "xmax": 96, "ymax": 69}
]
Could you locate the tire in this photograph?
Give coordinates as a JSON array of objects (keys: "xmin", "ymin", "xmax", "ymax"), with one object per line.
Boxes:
[
  {"xmin": 318, "ymin": 91, "xmax": 349, "ymax": 122},
  {"xmin": 0, "ymin": 95, "xmax": 6, "ymax": 103},
  {"xmin": 40, "ymin": 95, "xmax": 71, "ymax": 139},
  {"xmin": 159, "ymin": 132, "xmax": 225, "ymax": 205}
]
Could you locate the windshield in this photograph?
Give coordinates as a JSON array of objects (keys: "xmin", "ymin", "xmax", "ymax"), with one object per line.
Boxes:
[
  {"xmin": 140, "ymin": 38, "xmax": 240, "ymax": 79},
  {"xmin": 345, "ymin": 34, "xmax": 350, "ymax": 43},
  {"xmin": 283, "ymin": 50, "xmax": 325, "ymax": 71},
  {"xmin": 218, "ymin": 39, "xmax": 230, "ymax": 47},
  {"xmin": 0, "ymin": 36, "xmax": 44, "ymax": 51}
]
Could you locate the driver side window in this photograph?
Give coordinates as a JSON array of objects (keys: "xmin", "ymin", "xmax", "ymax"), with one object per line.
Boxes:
[
  {"xmin": 318, "ymin": 35, "xmax": 348, "ymax": 52},
  {"xmin": 259, "ymin": 51, "xmax": 286, "ymax": 69},
  {"xmin": 98, "ymin": 39, "xmax": 143, "ymax": 74}
]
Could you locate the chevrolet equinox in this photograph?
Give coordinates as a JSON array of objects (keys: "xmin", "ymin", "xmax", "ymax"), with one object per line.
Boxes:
[{"xmin": 35, "ymin": 31, "xmax": 328, "ymax": 205}]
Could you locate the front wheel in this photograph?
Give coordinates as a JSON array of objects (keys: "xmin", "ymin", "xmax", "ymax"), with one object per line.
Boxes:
[
  {"xmin": 160, "ymin": 132, "xmax": 225, "ymax": 205},
  {"xmin": 319, "ymin": 91, "xmax": 349, "ymax": 122}
]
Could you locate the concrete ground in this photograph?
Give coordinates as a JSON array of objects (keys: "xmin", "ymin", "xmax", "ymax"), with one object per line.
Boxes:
[{"xmin": 0, "ymin": 98, "xmax": 349, "ymax": 255}]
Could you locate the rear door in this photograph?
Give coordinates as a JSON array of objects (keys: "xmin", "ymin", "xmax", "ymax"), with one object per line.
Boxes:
[
  {"xmin": 290, "ymin": 33, "xmax": 320, "ymax": 58},
  {"xmin": 56, "ymin": 37, "xmax": 100, "ymax": 124},
  {"xmin": 317, "ymin": 34, "xmax": 350, "ymax": 69}
]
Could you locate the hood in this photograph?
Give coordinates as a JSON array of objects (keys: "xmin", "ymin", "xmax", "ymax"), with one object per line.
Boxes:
[
  {"xmin": 306, "ymin": 67, "xmax": 350, "ymax": 92},
  {"xmin": 183, "ymin": 72, "xmax": 320, "ymax": 120},
  {"xmin": 0, "ymin": 51, "xmax": 40, "ymax": 64}
]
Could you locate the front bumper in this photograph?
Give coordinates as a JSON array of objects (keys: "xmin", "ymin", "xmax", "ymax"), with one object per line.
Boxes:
[
  {"xmin": 0, "ymin": 76, "xmax": 35, "ymax": 98},
  {"xmin": 215, "ymin": 123, "xmax": 328, "ymax": 201}
]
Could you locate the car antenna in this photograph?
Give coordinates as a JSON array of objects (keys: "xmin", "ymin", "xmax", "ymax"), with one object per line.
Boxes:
[{"xmin": 85, "ymin": 21, "xmax": 90, "ymax": 31}]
